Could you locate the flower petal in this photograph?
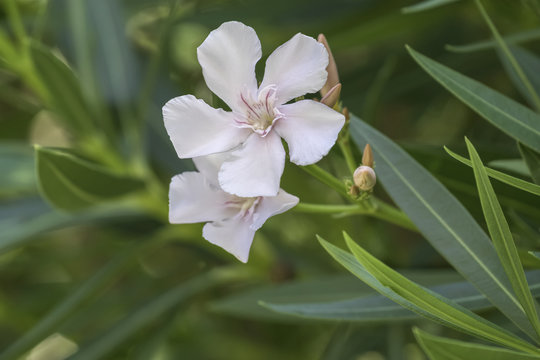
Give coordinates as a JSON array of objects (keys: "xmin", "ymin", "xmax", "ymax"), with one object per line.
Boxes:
[
  {"xmin": 251, "ymin": 190, "xmax": 299, "ymax": 230},
  {"xmin": 192, "ymin": 152, "xmax": 230, "ymax": 187},
  {"xmin": 260, "ymin": 33, "xmax": 328, "ymax": 105},
  {"xmin": 163, "ymin": 95, "xmax": 250, "ymax": 158},
  {"xmin": 169, "ymin": 172, "xmax": 235, "ymax": 224},
  {"xmin": 203, "ymin": 218, "xmax": 255, "ymax": 263},
  {"xmin": 218, "ymin": 132, "xmax": 285, "ymax": 197},
  {"xmin": 197, "ymin": 21, "xmax": 261, "ymax": 112},
  {"xmin": 275, "ymin": 100, "xmax": 345, "ymax": 166}
]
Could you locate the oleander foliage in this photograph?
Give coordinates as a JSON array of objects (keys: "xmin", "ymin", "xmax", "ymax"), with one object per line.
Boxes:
[{"xmin": 1, "ymin": 0, "xmax": 540, "ymax": 359}]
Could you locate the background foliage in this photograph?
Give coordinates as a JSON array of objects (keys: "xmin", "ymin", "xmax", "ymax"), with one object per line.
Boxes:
[{"xmin": 1, "ymin": 0, "xmax": 540, "ymax": 359}]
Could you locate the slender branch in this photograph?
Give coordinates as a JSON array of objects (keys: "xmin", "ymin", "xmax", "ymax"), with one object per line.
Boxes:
[
  {"xmin": 338, "ymin": 138, "xmax": 357, "ymax": 175},
  {"xmin": 302, "ymin": 164, "xmax": 349, "ymax": 197}
]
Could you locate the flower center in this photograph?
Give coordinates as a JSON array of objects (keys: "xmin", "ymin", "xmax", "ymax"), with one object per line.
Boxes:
[
  {"xmin": 236, "ymin": 85, "xmax": 283, "ymax": 136},
  {"xmin": 225, "ymin": 196, "xmax": 261, "ymax": 220}
]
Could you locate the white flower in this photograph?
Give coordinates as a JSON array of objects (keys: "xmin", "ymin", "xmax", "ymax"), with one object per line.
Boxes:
[
  {"xmin": 169, "ymin": 153, "xmax": 299, "ymax": 263},
  {"xmin": 163, "ymin": 21, "xmax": 345, "ymax": 197}
]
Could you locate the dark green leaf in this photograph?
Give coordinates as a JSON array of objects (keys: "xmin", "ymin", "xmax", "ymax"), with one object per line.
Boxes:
[
  {"xmin": 407, "ymin": 46, "xmax": 540, "ymax": 153},
  {"xmin": 446, "ymin": 28, "xmax": 540, "ymax": 53},
  {"xmin": 35, "ymin": 146, "xmax": 145, "ymax": 211},
  {"xmin": 402, "ymin": 0, "xmax": 459, "ymax": 14},
  {"xmin": 518, "ymin": 143, "xmax": 540, "ymax": 184},
  {"xmin": 349, "ymin": 113, "xmax": 536, "ymax": 338}
]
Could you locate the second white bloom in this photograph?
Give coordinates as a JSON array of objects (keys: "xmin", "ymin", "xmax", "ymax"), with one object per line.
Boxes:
[{"xmin": 163, "ymin": 21, "xmax": 345, "ymax": 197}]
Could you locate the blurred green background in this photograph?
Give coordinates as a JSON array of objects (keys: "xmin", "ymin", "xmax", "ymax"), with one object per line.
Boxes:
[{"xmin": 1, "ymin": 0, "xmax": 540, "ymax": 359}]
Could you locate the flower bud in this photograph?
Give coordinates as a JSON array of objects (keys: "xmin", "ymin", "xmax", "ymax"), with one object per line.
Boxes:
[
  {"xmin": 318, "ymin": 34, "xmax": 339, "ymax": 97},
  {"xmin": 362, "ymin": 144, "xmax": 373, "ymax": 168},
  {"xmin": 320, "ymin": 83, "xmax": 341, "ymax": 108},
  {"xmin": 353, "ymin": 165, "xmax": 376, "ymax": 191}
]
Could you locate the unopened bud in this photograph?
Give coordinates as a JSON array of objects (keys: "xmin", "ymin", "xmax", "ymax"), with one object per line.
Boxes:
[
  {"xmin": 353, "ymin": 166, "xmax": 376, "ymax": 191},
  {"xmin": 362, "ymin": 144, "xmax": 373, "ymax": 168},
  {"xmin": 318, "ymin": 34, "xmax": 339, "ymax": 97},
  {"xmin": 320, "ymin": 83, "xmax": 341, "ymax": 108}
]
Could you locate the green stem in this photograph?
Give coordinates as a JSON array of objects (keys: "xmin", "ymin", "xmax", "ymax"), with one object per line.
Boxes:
[
  {"xmin": 338, "ymin": 137, "xmax": 357, "ymax": 174},
  {"xmin": 302, "ymin": 164, "xmax": 349, "ymax": 197},
  {"xmin": 475, "ymin": 0, "xmax": 540, "ymax": 111},
  {"xmin": 299, "ymin": 165, "xmax": 417, "ymax": 231}
]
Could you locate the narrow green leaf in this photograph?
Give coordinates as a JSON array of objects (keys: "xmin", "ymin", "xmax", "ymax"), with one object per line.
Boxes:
[
  {"xmin": 0, "ymin": 248, "xmax": 136, "ymax": 360},
  {"xmin": 264, "ymin": 271, "xmax": 540, "ymax": 323},
  {"xmin": 414, "ymin": 328, "xmax": 540, "ymax": 360},
  {"xmin": 466, "ymin": 138, "xmax": 540, "ymax": 339},
  {"xmin": 489, "ymin": 159, "xmax": 530, "ymax": 177},
  {"xmin": 499, "ymin": 46, "xmax": 540, "ymax": 111},
  {"xmin": 474, "ymin": 0, "xmax": 540, "ymax": 111},
  {"xmin": 349, "ymin": 114, "xmax": 536, "ymax": 338},
  {"xmin": 519, "ymin": 143, "xmax": 540, "ymax": 184},
  {"xmin": 0, "ymin": 143, "xmax": 36, "ymax": 197},
  {"xmin": 67, "ymin": 271, "xmax": 223, "ymax": 360},
  {"xmin": 444, "ymin": 146, "xmax": 540, "ymax": 196},
  {"xmin": 35, "ymin": 146, "xmax": 145, "ymax": 211},
  {"xmin": 343, "ymin": 233, "xmax": 538, "ymax": 353},
  {"xmin": 402, "ymin": 0, "xmax": 459, "ymax": 14},
  {"xmin": 446, "ymin": 28, "xmax": 540, "ymax": 53},
  {"xmin": 407, "ymin": 46, "xmax": 540, "ymax": 153},
  {"xmin": 30, "ymin": 42, "xmax": 95, "ymax": 134}
]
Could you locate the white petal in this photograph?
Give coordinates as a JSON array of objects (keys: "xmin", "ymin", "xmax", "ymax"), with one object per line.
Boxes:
[
  {"xmin": 251, "ymin": 190, "xmax": 299, "ymax": 230},
  {"xmin": 169, "ymin": 172, "xmax": 235, "ymax": 224},
  {"xmin": 275, "ymin": 100, "xmax": 345, "ymax": 166},
  {"xmin": 163, "ymin": 95, "xmax": 250, "ymax": 158},
  {"xmin": 260, "ymin": 33, "xmax": 328, "ymax": 105},
  {"xmin": 192, "ymin": 152, "xmax": 231, "ymax": 187},
  {"xmin": 197, "ymin": 21, "xmax": 261, "ymax": 112},
  {"xmin": 203, "ymin": 218, "xmax": 255, "ymax": 263},
  {"xmin": 218, "ymin": 132, "xmax": 285, "ymax": 197}
]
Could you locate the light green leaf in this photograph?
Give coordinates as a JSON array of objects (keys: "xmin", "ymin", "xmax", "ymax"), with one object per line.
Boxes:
[
  {"xmin": 446, "ymin": 28, "xmax": 540, "ymax": 53},
  {"xmin": 264, "ymin": 271, "xmax": 540, "ymax": 323},
  {"xmin": 402, "ymin": 0, "xmax": 459, "ymax": 14},
  {"xmin": 489, "ymin": 159, "xmax": 530, "ymax": 177},
  {"xmin": 0, "ymin": 247, "xmax": 137, "ymax": 360},
  {"xmin": 349, "ymin": 114, "xmax": 536, "ymax": 338},
  {"xmin": 414, "ymin": 328, "xmax": 540, "ymax": 360},
  {"xmin": 343, "ymin": 233, "xmax": 538, "ymax": 353},
  {"xmin": 30, "ymin": 42, "xmax": 96, "ymax": 134},
  {"xmin": 519, "ymin": 143, "xmax": 540, "ymax": 184},
  {"xmin": 444, "ymin": 146, "xmax": 540, "ymax": 196},
  {"xmin": 67, "ymin": 271, "xmax": 223, "ymax": 360},
  {"xmin": 466, "ymin": 138, "xmax": 540, "ymax": 340},
  {"xmin": 407, "ymin": 46, "xmax": 540, "ymax": 153},
  {"xmin": 35, "ymin": 146, "xmax": 145, "ymax": 211}
]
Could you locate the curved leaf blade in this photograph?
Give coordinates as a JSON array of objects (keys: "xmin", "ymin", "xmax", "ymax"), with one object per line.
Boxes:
[
  {"xmin": 444, "ymin": 146, "xmax": 540, "ymax": 196},
  {"xmin": 407, "ymin": 46, "xmax": 540, "ymax": 153},
  {"xmin": 414, "ymin": 328, "xmax": 540, "ymax": 360},
  {"xmin": 349, "ymin": 114, "xmax": 535, "ymax": 338},
  {"xmin": 35, "ymin": 146, "xmax": 145, "ymax": 211},
  {"xmin": 466, "ymin": 138, "xmax": 540, "ymax": 339}
]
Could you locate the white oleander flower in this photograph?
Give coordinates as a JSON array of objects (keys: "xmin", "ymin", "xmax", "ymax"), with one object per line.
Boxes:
[
  {"xmin": 163, "ymin": 21, "xmax": 345, "ymax": 197},
  {"xmin": 169, "ymin": 153, "xmax": 299, "ymax": 263}
]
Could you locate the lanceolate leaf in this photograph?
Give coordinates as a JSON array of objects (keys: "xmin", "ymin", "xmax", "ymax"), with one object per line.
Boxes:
[
  {"xmin": 499, "ymin": 46, "xmax": 540, "ymax": 111},
  {"xmin": 349, "ymin": 114, "xmax": 536, "ymax": 338},
  {"xmin": 264, "ymin": 271, "xmax": 540, "ymax": 323},
  {"xmin": 401, "ymin": 0, "xmax": 460, "ymax": 14},
  {"xmin": 444, "ymin": 146, "xmax": 540, "ymax": 196},
  {"xmin": 407, "ymin": 46, "xmax": 540, "ymax": 153},
  {"xmin": 35, "ymin": 146, "xmax": 145, "ymax": 211},
  {"xmin": 519, "ymin": 143, "xmax": 540, "ymax": 184},
  {"xmin": 343, "ymin": 233, "xmax": 538, "ymax": 353},
  {"xmin": 414, "ymin": 328, "xmax": 540, "ymax": 360},
  {"xmin": 466, "ymin": 138, "xmax": 540, "ymax": 339},
  {"xmin": 446, "ymin": 28, "xmax": 540, "ymax": 53},
  {"xmin": 317, "ymin": 236, "xmax": 537, "ymax": 354}
]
